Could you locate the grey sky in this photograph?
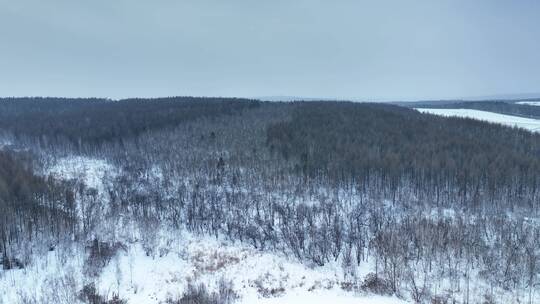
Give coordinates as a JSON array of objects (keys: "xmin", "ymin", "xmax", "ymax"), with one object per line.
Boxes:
[{"xmin": 1, "ymin": 0, "xmax": 539, "ymax": 100}]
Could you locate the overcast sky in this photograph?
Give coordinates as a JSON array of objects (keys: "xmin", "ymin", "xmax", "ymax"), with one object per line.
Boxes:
[{"xmin": 1, "ymin": 0, "xmax": 539, "ymax": 100}]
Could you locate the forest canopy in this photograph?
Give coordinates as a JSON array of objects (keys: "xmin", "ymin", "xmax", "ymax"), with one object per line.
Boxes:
[
  {"xmin": 267, "ymin": 102, "xmax": 540, "ymax": 205},
  {"xmin": 0, "ymin": 97, "xmax": 259, "ymax": 147}
]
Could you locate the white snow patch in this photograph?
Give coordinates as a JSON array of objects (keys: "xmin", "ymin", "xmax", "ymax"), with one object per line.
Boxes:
[
  {"xmin": 0, "ymin": 233, "xmax": 405, "ymax": 304},
  {"xmin": 0, "ymin": 136, "xmax": 15, "ymax": 151},
  {"xmin": 516, "ymin": 101, "xmax": 540, "ymax": 106},
  {"xmin": 3, "ymin": 229, "xmax": 534, "ymax": 304},
  {"xmin": 254, "ymin": 291, "xmax": 405, "ymax": 304},
  {"xmin": 47, "ymin": 156, "xmax": 117, "ymax": 191},
  {"xmin": 0, "ymin": 247, "xmax": 85, "ymax": 304},
  {"xmin": 0, "ymin": 138, "xmax": 11, "ymax": 149},
  {"xmin": 416, "ymin": 108, "xmax": 540, "ymax": 132},
  {"xmin": 96, "ymin": 232, "xmax": 406, "ymax": 304}
]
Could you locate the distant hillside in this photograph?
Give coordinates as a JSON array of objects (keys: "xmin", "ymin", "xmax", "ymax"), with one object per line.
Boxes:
[{"xmin": 0, "ymin": 97, "xmax": 259, "ymax": 147}]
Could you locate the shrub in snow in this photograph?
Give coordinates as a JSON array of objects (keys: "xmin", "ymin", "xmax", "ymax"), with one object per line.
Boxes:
[
  {"xmin": 79, "ymin": 283, "xmax": 102, "ymax": 304},
  {"xmin": 252, "ymin": 272, "xmax": 286, "ymax": 298},
  {"xmin": 15, "ymin": 289, "xmax": 38, "ymax": 304},
  {"xmin": 341, "ymin": 246, "xmax": 358, "ymax": 286},
  {"xmin": 482, "ymin": 294, "xmax": 497, "ymax": 304},
  {"xmin": 78, "ymin": 283, "xmax": 127, "ymax": 304},
  {"xmin": 166, "ymin": 279, "xmax": 238, "ymax": 304},
  {"xmin": 361, "ymin": 273, "xmax": 393, "ymax": 296},
  {"xmin": 84, "ymin": 239, "xmax": 127, "ymax": 277},
  {"xmin": 191, "ymin": 248, "xmax": 241, "ymax": 274},
  {"xmin": 1, "ymin": 255, "xmax": 24, "ymax": 270},
  {"xmin": 430, "ymin": 293, "xmax": 455, "ymax": 304},
  {"xmin": 40, "ymin": 274, "xmax": 78, "ymax": 304},
  {"xmin": 217, "ymin": 278, "xmax": 238, "ymax": 304}
]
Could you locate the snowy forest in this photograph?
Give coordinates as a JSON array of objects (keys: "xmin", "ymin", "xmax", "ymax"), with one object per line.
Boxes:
[{"xmin": 0, "ymin": 97, "xmax": 539, "ymax": 304}]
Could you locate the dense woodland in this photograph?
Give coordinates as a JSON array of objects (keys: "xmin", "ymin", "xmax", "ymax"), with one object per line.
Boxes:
[
  {"xmin": 0, "ymin": 97, "xmax": 539, "ymax": 303},
  {"xmin": 0, "ymin": 150, "xmax": 75, "ymax": 270},
  {"xmin": 268, "ymin": 102, "xmax": 540, "ymax": 208},
  {"xmin": 0, "ymin": 97, "xmax": 258, "ymax": 148}
]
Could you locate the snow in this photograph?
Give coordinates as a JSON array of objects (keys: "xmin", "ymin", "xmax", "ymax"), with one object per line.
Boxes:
[
  {"xmin": 0, "ymin": 138, "xmax": 11, "ymax": 149},
  {"xmin": 97, "ymin": 232, "xmax": 406, "ymax": 304},
  {"xmin": 255, "ymin": 291, "xmax": 406, "ymax": 304},
  {"xmin": 1, "ymin": 232, "xmax": 406, "ymax": 304},
  {"xmin": 516, "ymin": 101, "xmax": 540, "ymax": 106},
  {"xmin": 416, "ymin": 108, "xmax": 540, "ymax": 132},
  {"xmin": 46, "ymin": 156, "xmax": 117, "ymax": 192},
  {"xmin": 0, "ymin": 247, "xmax": 85, "ymax": 304},
  {"xmin": 0, "ymin": 136, "xmax": 16, "ymax": 151}
]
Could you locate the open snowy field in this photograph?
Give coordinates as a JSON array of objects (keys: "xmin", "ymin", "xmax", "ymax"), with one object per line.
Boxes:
[
  {"xmin": 516, "ymin": 101, "xmax": 540, "ymax": 106},
  {"xmin": 416, "ymin": 108, "xmax": 540, "ymax": 132}
]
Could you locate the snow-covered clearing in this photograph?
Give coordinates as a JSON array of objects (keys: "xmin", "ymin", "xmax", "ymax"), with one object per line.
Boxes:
[
  {"xmin": 416, "ymin": 108, "xmax": 540, "ymax": 132},
  {"xmin": 100, "ymin": 233, "xmax": 405, "ymax": 304},
  {"xmin": 0, "ymin": 232, "xmax": 406, "ymax": 304},
  {"xmin": 46, "ymin": 156, "xmax": 117, "ymax": 191}
]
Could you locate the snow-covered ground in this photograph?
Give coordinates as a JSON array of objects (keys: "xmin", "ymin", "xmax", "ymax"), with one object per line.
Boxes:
[
  {"xmin": 0, "ymin": 138, "xmax": 10, "ymax": 149},
  {"xmin": 516, "ymin": 101, "xmax": 540, "ymax": 106},
  {"xmin": 0, "ymin": 136, "xmax": 15, "ymax": 151},
  {"xmin": 99, "ymin": 233, "xmax": 405, "ymax": 304},
  {"xmin": 0, "ymin": 232, "xmax": 406, "ymax": 304},
  {"xmin": 46, "ymin": 156, "xmax": 117, "ymax": 192},
  {"xmin": 416, "ymin": 108, "xmax": 540, "ymax": 132},
  {"xmin": 253, "ymin": 291, "xmax": 404, "ymax": 304}
]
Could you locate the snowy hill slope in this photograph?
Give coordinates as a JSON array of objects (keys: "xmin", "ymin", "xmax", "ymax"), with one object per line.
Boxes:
[
  {"xmin": 0, "ymin": 231, "xmax": 406, "ymax": 304},
  {"xmin": 416, "ymin": 108, "xmax": 540, "ymax": 132},
  {"xmin": 0, "ymin": 155, "xmax": 407, "ymax": 304}
]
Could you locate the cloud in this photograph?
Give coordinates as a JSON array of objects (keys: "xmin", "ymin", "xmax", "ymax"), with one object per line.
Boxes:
[{"xmin": 1, "ymin": 0, "xmax": 539, "ymax": 100}]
